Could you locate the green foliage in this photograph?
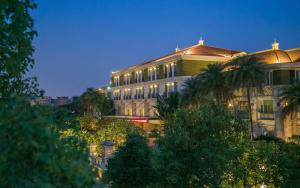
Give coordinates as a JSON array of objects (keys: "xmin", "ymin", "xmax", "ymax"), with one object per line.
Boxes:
[
  {"xmin": 104, "ymin": 134, "xmax": 157, "ymax": 188},
  {"xmin": 226, "ymin": 56, "xmax": 266, "ymax": 90},
  {"xmin": 223, "ymin": 140, "xmax": 283, "ymax": 187},
  {"xmin": 97, "ymin": 102, "xmax": 300, "ymax": 188},
  {"xmin": 75, "ymin": 88, "xmax": 114, "ymax": 116},
  {"xmin": 226, "ymin": 56, "xmax": 266, "ymax": 139},
  {"xmin": 174, "ymin": 62, "xmax": 232, "ymax": 109},
  {"xmin": 156, "ymin": 102, "xmax": 247, "ymax": 187},
  {"xmin": 61, "ymin": 118, "xmax": 145, "ymax": 155},
  {"xmin": 226, "ymin": 139, "xmax": 300, "ymax": 188},
  {"xmin": 277, "ymin": 142, "xmax": 300, "ymax": 187},
  {"xmin": 0, "ymin": 97, "xmax": 93, "ymax": 187},
  {"xmin": 154, "ymin": 92, "xmax": 180, "ymax": 119},
  {"xmin": 79, "ymin": 114, "xmax": 100, "ymax": 131},
  {"xmin": 0, "ymin": 0, "xmax": 42, "ymax": 97},
  {"xmin": 181, "ymin": 63, "xmax": 233, "ymax": 108},
  {"xmin": 279, "ymin": 82, "xmax": 300, "ymax": 117}
]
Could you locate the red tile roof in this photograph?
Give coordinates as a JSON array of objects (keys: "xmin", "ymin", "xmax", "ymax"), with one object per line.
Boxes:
[{"xmin": 119, "ymin": 44, "xmax": 241, "ymax": 72}]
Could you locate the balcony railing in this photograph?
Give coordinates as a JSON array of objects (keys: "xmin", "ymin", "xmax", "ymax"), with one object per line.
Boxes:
[
  {"xmin": 134, "ymin": 94, "xmax": 144, "ymax": 99},
  {"xmin": 123, "ymin": 95, "xmax": 132, "ymax": 100},
  {"xmin": 148, "ymin": 93, "xmax": 158, "ymax": 99},
  {"xmin": 259, "ymin": 112, "xmax": 275, "ymax": 120},
  {"xmin": 113, "ymin": 96, "xmax": 121, "ymax": 100}
]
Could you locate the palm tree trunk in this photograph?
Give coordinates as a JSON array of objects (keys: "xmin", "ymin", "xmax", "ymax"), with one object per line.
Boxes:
[{"xmin": 246, "ymin": 87, "xmax": 254, "ymax": 140}]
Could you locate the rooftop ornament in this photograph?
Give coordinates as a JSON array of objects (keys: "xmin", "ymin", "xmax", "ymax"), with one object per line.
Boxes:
[
  {"xmin": 272, "ymin": 39, "xmax": 279, "ymax": 50},
  {"xmin": 175, "ymin": 44, "xmax": 180, "ymax": 52},
  {"xmin": 198, "ymin": 37, "xmax": 205, "ymax": 45}
]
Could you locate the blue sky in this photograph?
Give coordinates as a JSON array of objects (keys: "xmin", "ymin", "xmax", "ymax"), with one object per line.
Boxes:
[{"xmin": 31, "ymin": 0, "xmax": 300, "ymax": 97}]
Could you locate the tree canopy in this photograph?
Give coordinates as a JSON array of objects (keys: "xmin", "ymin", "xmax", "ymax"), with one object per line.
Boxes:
[
  {"xmin": 0, "ymin": 0, "xmax": 42, "ymax": 97},
  {"xmin": 0, "ymin": 97, "xmax": 94, "ymax": 187},
  {"xmin": 104, "ymin": 134, "xmax": 157, "ymax": 188},
  {"xmin": 67, "ymin": 88, "xmax": 114, "ymax": 117},
  {"xmin": 280, "ymin": 82, "xmax": 300, "ymax": 117}
]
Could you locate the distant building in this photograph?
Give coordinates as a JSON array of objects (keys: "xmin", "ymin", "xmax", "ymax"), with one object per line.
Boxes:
[
  {"xmin": 55, "ymin": 96, "xmax": 71, "ymax": 107},
  {"xmin": 30, "ymin": 96, "xmax": 53, "ymax": 106}
]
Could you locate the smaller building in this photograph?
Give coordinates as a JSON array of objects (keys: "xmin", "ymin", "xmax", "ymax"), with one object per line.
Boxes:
[
  {"xmin": 55, "ymin": 96, "xmax": 71, "ymax": 107},
  {"xmin": 30, "ymin": 96, "xmax": 53, "ymax": 106}
]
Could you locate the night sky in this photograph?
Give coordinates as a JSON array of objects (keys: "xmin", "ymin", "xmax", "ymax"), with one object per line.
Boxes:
[{"xmin": 31, "ymin": 0, "xmax": 300, "ymax": 97}]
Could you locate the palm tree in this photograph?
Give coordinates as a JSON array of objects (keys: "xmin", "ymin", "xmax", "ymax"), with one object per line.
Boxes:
[
  {"xmin": 197, "ymin": 63, "xmax": 233, "ymax": 103},
  {"xmin": 279, "ymin": 82, "xmax": 300, "ymax": 118},
  {"xmin": 154, "ymin": 92, "xmax": 180, "ymax": 119},
  {"xmin": 181, "ymin": 63, "xmax": 232, "ymax": 107},
  {"xmin": 181, "ymin": 77, "xmax": 203, "ymax": 108},
  {"xmin": 226, "ymin": 56, "xmax": 266, "ymax": 139}
]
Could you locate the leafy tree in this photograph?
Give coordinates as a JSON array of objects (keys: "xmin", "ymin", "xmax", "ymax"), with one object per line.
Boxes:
[
  {"xmin": 279, "ymin": 82, "xmax": 300, "ymax": 117},
  {"xmin": 156, "ymin": 102, "xmax": 247, "ymax": 187},
  {"xmin": 154, "ymin": 92, "xmax": 180, "ymax": 119},
  {"xmin": 226, "ymin": 56, "xmax": 266, "ymax": 139},
  {"xmin": 104, "ymin": 134, "xmax": 157, "ymax": 188},
  {"xmin": 224, "ymin": 139, "xmax": 283, "ymax": 188},
  {"xmin": 79, "ymin": 114, "xmax": 100, "ymax": 131},
  {"xmin": 277, "ymin": 141, "xmax": 300, "ymax": 187},
  {"xmin": 0, "ymin": 0, "xmax": 42, "ymax": 98},
  {"xmin": 0, "ymin": 97, "xmax": 93, "ymax": 187},
  {"xmin": 66, "ymin": 96, "xmax": 81, "ymax": 114},
  {"xmin": 78, "ymin": 88, "xmax": 114, "ymax": 117},
  {"xmin": 60, "ymin": 118, "xmax": 145, "ymax": 155}
]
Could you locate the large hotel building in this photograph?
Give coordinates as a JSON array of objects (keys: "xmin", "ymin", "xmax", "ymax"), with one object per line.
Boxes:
[{"xmin": 110, "ymin": 39, "xmax": 300, "ymax": 139}]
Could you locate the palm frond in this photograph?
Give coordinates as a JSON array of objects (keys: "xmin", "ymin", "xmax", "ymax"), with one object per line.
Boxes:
[{"xmin": 279, "ymin": 83, "xmax": 300, "ymax": 117}]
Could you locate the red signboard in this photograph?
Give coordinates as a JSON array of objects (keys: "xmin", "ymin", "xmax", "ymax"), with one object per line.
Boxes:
[{"xmin": 129, "ymin": 118, "xmax": 148, "ymax": 123}]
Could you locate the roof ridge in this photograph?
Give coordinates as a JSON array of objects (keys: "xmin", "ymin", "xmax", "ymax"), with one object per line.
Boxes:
[
  {"xmin": 249, "ymin": 49, "xmax": 274, "ymax": 55},
  {"xmin": 285, "ymin": 47, "xmax": 300, "ymax": 52},
  {"xmin": 112, "ymin": 43, "xmax": 241, "ymax": 74},
  {"xmin": 198, "ymin": 44, "xmax": 241, "ymax": 52}
]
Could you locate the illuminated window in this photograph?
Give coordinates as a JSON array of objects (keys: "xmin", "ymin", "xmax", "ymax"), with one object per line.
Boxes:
[
  {"xmin": 113, "ymin": 90, "xmax": 121, "ymax": 100},
  {"xmin": 124, "ymin": 88, "xmax": 132, "ymax": 100},
  {"xmin": 164, "ymin": 82, "xmax": 177, "ymax": 97},
  {"xmin": 164, "ymin": 63, "xmax": 177, "ymax": 78},
  {"xmin": 148, "ymin": 84, "xmax": 159, "ymax": 98},
  {"xmin": 135, "ymin": 87, "xmax": 144, "ymax": 99},
  {"xmin": 148, "ymin": 67, "xmax": 158, "ymax": 81},
  {"xmin": 135, "ymin": 71, "xmax": 143, "ymax": 83},
  {"xmin": 124, "ymin": 73, "xmax": 131, "ymax": 85},
  {"xmin": 114, "ymin": 76, "xmax": 120, "ymax": 86},
  {"xmin": 266, "ymin": 71, "xmax": 273, "ymax": 85}
]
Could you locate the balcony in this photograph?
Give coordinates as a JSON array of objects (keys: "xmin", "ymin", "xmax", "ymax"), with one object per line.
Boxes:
[
  {"xmin": 259, "ymin": 112, "xmax": 275, "ymax": 120},
  {"xmin": 123, "ymin": 95, "xmax": 132, "ymax": 100},
  {"xmin": 148, "ymin": 93, "xmax": 158, "ymax": 99},
  {"xmin": 113, "ymin": 96, "xmax": 121, "ymax": 100},
  {"xmin": 134, "ymin": 94, "xmax": 144, "ymax": 100}
]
